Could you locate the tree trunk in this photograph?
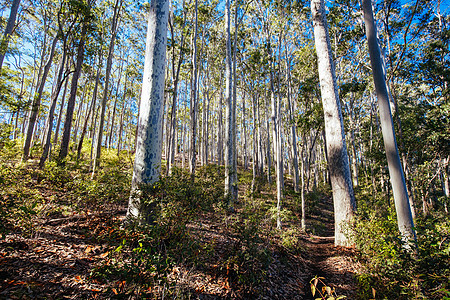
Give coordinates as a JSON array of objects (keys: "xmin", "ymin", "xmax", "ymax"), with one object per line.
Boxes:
[
  {"xmin": 0, "ymin": 0, "xmax": 21, "ymax": 71},
  {"xmin": 117, "ymin": 69, "xmax": 129, "ymax": 156},
  {"xmin": 301, "ymin": 144, "xmax": 306, "ymax": 229},
  {"xmin": 251, "ymin": 94, "xmax": 259, "ymax": 193},
  {"xmin": 224, "ymin": 0, "xmax": 237, "ymax": 205},
  {"xmin": 286, "ymin": 52, "xmax": 300, "ymax": 193},
  {"xmin": 71, "ymin": 81, "xmax": 89, "ymax": 150},
  {"xmin": 126, "ymin": 0, "xmax": 169, "ymax": 223},
  {"xmin": 77, "ymin": 67, "xmax": 101, "ymax": 160},
  {"xmin": 23, "ymin": 35, "xmax": 58, "ymax": 161},
  {"xmin": 53, "ymin": 68, "xmax": 69, "ymax": 146},
  {"xmin": 39, "ymin": 41, "xmax": 69, "ymax": 168},
  {"xmin": 311, "ymin": 0, "xmax": 356, "ymax": 246},
  {"xmin": 167, "ymin": 2, "xmax": 188, "ymax": 174},
  {"xmin": 362, "ymin": 0, "xmax": 416, "ymax": 244},
  {"xmin": 59, "ymin": 18, "xmax": 89, "ymax": 162},
  {"xmin": 108, "ymin": 58, "xmax": 124, "ymax": 149},
  {"xmin": 269, "ymin": 32, "xmax": 284, "ymax": 229},
  {"xmin": 92, "ymin": 0, "xmax": 122, "ymax": 172},
  {"xmin": 217, "ymin": 91, "xmax": 224, "ymax": 165},
  {"xmin": 189, "ymin": 0, "xmax": 199, "ymax": 179}
]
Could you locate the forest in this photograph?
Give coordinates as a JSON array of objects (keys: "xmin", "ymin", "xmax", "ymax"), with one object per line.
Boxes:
[{"xmin": 0, "ymin": 0, "xmax": 449, "ymax": 298}]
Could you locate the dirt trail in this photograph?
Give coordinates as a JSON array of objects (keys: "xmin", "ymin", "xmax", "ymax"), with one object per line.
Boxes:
[
  {"xmin": 300, "ymin": 193, "xmax": 359, "ymax": 299},
  {"xmin": 303, "ymin": 235, "xmax": 358, "ymax": 299}
]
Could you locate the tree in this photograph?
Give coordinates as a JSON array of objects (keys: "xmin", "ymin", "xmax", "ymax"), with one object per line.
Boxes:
[
  {"xmin": 189, "ymin": 0, "xmax": 199, "ymax": 179},
  {"xmin": 362, "ymin": 0, "xmax": 416, "ymax": 244},
  {"xmin": 59, "ymin": 0, "xmax": 93, "ymax": 162},
  {"xmin": 39, "ymin": 3, "xmax": 77, "ymax": 168},
  {"xmin": 224, "ymin": 0, "xmax": 237, "ymax": 205},
  {"xmin": 126, "ymin": 0, "xmax": 169, "ymax": 223},
  {"xmin": 92, "ymin": 0, "xmax": 123, "ymax": 173},
  {"xmin": 22, "ymin": 34, "xmax": 58, "ymax": 161},
  {"xmin": 0, "ymin": 0, "xmax": 21, "ymax": 72},
  {"xmin": 311, "ymin": 0, "xmax": 356, "ymax": 246}
]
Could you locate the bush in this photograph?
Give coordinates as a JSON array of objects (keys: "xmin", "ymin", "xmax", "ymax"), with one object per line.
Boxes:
[{"xmin": 351, "ymin": 205, "xmax": 450, "ymax": 299}]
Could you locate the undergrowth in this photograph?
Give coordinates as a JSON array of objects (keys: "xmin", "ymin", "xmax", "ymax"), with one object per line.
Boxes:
[{"xmin": 352, "ymin": 188, "xmax": 450, "ymax": 300}]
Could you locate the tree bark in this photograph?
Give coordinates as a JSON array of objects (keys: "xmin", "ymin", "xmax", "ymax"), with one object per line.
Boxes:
[
  {"xmin": 23, "ymin": 35, "xmax": 58, "ymax": 161},
  {"xmin": 362, "ymin": 0, "xmax": 416, "ymax": 244},
  {"xmin": 286, "ymin": 53, "xmax": 300, "ymax": 193},
  {"xmin": 92, "ymin": 0, "xmax": 122, "ymax": 172},
  {"xmin": 39, "ymin": 40, "xmax": 70, "ymax": 168},
  {"xmin": 77, "ymin": 62, "xmax": 101, "ymax": 160},
  {"xmin": 311, "ymin": 0, "xmax": 356, "ymax": 246},
  {"xmin": 224, "ymin": 0, "xmax": 237, "ymax": 205},
  {"xmin": 167, "ymin": 2, "xmax": 188, "ymax": 174},
  {"xmin": 0, "ymin": 0, "xmax": 21, "ymax": 71},
  {"xmin": 59, "ymin": 17, "xmax": 89, "ymax": 162},
  {"xmin": 189, "ymin": 0, "xmax": 199, "ymax": 179},
  {"xmin": 126, "ymin": 0, "xmax": 169, "ymax": 223}
]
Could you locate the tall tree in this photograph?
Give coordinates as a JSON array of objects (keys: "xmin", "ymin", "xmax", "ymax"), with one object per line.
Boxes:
[
  {"xmin": 40, "ymin": 4, "xmax": 77, "ymax": 167},
  {"xmin": 92, "ymin": 0, "xmax": 123, "ymax": 172},
  {"xmin": 126, "ymin": 0, "xmax": 169, "ymax": 223},
  {"xmin": 189, "ymin": 0, "xmax": 199, "ymax": 179},
  {"xmin": 311, "ymin": 0, "xmax": 356, "ymax": 246},
  {"xmin": 0, "ymin": 0, "xmax": 21, "ymax": 71},
  {"xmin": 23, "ymin": 34, "xmax": 58, "ymax": 161},
  {"xmin": 59, "ymin": 1, "xmax": 93, "ymax": 161},
  {"xmin": 362, "ymin": 0, "xmax": 416, "ymax": 244},
  {"xmin": 166, "ymin": 0, "xmax": 188, "ymax": 175},
  {"xmin": 224, "ymin": 0, "xmax": 237, "ymax": 205}
]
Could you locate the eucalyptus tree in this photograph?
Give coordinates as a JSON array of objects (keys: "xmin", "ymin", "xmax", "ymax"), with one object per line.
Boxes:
[
  {"xmin": 126, "ymin": 0, "xmax": 169, "ymax": 223},
  {"xmin": 0, "ymin": 0, "xmax": 21, "ymax": 72},
  {"xmin": 22, "ymin": 1, "xmax": 61, "ymax": 161},
  {"xmin": 284, "ymin": 35, "xmax": 300, "ymax": 193},
  {"xmin": 224, "ymin": 0, "xmax": 238, "ymax": 204},
  {"xmin": 92, "ymin": 0, "xmax": 123, "ymax": 172},
  {"xmin": 76, "ymin": 55, "xmax": 102, "ymax": 160},
  {"xmin": 166, "ymin": 0, "xmax": 189, "ymax": 174},
  {"xmin": 40, "ymin": 2, "xmax": 78, "ymax": 167},
  {"xmin": 362, "ymin": 0, "xmax": 416, "ymax": 244},
  {"xmin": 59, "ymin": 0, "xmax": 94, "ymax": 162},
  {"xmin": 189, "ymin": 0, "xmax": 199, "ymax": 178},
  {"xmin": 311, "ymin": 0, "xmax": 356, "ymax": 246}
]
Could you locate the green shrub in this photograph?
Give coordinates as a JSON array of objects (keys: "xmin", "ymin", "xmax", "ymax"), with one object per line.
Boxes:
[{"xmin": 351, "ymin": 205, "xmax": 450, "ymax": 299}]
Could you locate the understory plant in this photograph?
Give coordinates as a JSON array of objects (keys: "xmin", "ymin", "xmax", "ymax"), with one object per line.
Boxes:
[{"xmin": 352, "ymin": 198, "xmax": 450, "ymax": 299}]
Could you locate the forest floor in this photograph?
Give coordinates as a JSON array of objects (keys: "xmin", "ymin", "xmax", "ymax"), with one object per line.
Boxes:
[{"xmin": 0, "ymin": 160, "xmax": 361, "ymax": 299}]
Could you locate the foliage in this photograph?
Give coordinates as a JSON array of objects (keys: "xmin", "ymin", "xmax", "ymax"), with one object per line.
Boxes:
[
  {"xmin": 90, "ymin": 165, "xmax": 229, "ymax": 297},
  {"xmin": 0, "ymin": 163, "xmax": 45, "ymax": 237},
  {"xmin": 310, "ymin": 276, "xmax": 347, "ymax": 300},
  {"xmin": 0, "ymin": 123, "xmax": 20, "ymax": 160},
  {"xmin": 351, "ymin": 199, "xmax": 450, "ymax": 299}
]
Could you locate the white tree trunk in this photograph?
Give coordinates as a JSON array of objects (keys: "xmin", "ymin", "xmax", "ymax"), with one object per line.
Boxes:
[
  {"xmin": 362, "ymin": 0, "xmax": 416, "ymax": 244},
  {"xmin": 224, "ymin": 0, "xmax": 237, "ymax": 205},
  {"xmin": 311, "ymin": 0, "xmax": 356, "ymax": 246},
  {"xmin": 126, "ymin": 0, "xmax": 169, "ymax": 223},
  {"xmin": 189, "ymin": 0, "xmax": 199, "ymax": 177},
  {"xmin": 286, "ymin": 54, "xmax": 300, "ymax": 193}
]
